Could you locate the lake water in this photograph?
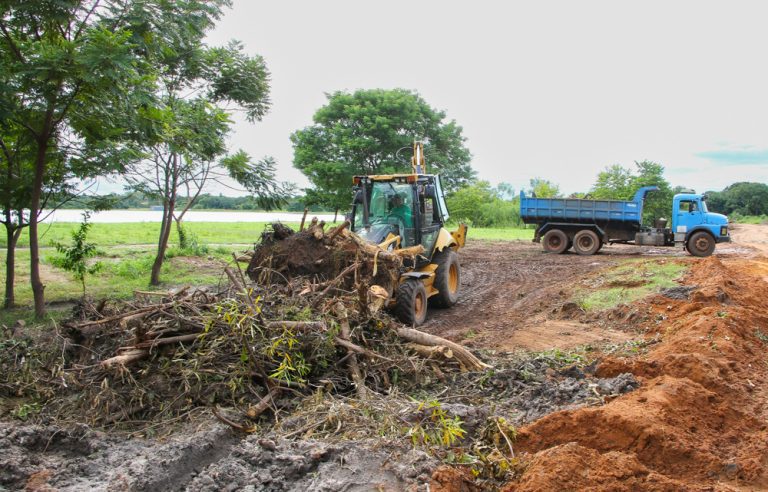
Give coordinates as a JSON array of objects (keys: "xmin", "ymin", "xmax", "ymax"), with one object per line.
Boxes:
[{"xmin": 41, "ymin": 209, "xmax": 339, "ymax": 224}]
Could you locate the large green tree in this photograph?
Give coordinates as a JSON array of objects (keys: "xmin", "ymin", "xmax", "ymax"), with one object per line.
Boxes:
[
  {"xmin": 528, "ymin": 177, "xmax": 562, "ymax": 198},
  {"xmin": 292, "ymin": 89, "xmax": 474, "ymax": 214},
  {"xmin": 590, "ymin": 161, "xmax": 673, "ymax": 225},
  {"xmin": 705, "ymin": 182, "xmax": 768, "ymax": 216},
  {"xmin": 0, "ymin": 1, "xmax": 243, "ymax": 314},
  {"xmin": 446, "ymin": 181, "xmax": 522, "ymax": 227},
  {"xmin": 124, "ymin": 34, "xmax": 280, "ymax": 284}
]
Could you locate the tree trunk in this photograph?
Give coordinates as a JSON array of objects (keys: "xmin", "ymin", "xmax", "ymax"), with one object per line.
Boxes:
[
  {"xmin": 150, "ymin": 200, "xmax": 175, "ymax": 285},
  {"xmin": 334, "ymin": 208, "xmax": 338, "ymax": 223},
  {"xmin": 3, "ymin": 217, "xmax": 17, "ymax": 309},
  {"xmin": 29, "ymin": 140, "xmax": 49, "ymax": 318}
]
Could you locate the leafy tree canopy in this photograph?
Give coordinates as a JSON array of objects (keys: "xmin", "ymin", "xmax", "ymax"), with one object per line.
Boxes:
[
  {"xmin": 528, "ymin": 178, "xmax": 561, "ymax": 198},
  {"xmin": 590, "ymin": 161, "xmax": 673, "ymax": 225},
  {"xmin": 446, "ymin": 181, "xmax": 522, "ymax": 227},
  {"xmin": 0, "ymin": 0, "xmax": 237, "ymax": 315},
  {"xmin": 705, "ymin": 182, "xmax": 768, "ymax": 216},
  {"xmin": 292, "ymin": 88, "xmax": 475, "ymax": 211}
]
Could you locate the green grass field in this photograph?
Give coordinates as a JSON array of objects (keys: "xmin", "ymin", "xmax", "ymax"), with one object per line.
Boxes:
[
  {"xmin": 2, "ymin": 221, "xmax": 534, "ymax": 248},
  {"xmin": 575, "ymin": 259, "xmax": 688, "ymax": 311},
  {"xmin": 0, "ymin": 221, "xmax": 534, "ymax": 324},
  {"xmin": 4, "ymin": 221, "xmax": 291, "ymax": 248}
]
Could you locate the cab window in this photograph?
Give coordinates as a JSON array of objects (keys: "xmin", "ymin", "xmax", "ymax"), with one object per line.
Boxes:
[{"xmin": 679, "ymin": 200, "xmax": 699, "ymax": 213}]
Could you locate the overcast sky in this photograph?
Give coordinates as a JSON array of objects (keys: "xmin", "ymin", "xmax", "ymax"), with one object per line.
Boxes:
[{"xmin": 202, "ymin": 0, "xmax": 768, "ymax": 196}]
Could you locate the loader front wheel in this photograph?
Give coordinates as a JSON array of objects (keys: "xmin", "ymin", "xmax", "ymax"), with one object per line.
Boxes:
[
  {"xmin": 431, "ymin": 249, "xmax": 460, "ymax": 308},
  {"xmin": 542, "ymin": 229, "xmax": 568, "ymax": 254},
  {"xmin": 395, "ymin": 279, "xmax": 428, "ymax": 326}
]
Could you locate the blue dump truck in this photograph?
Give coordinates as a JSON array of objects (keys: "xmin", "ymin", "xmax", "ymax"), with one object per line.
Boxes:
[{"xmin": 520, "ymin": 186, "xmax": 730, "ymax": 257}]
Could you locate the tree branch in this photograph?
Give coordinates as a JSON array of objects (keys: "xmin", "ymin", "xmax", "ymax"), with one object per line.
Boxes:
[
  {"xmin": 0, "ymin": 21, "xmax": 24, "ymax": 63},
  {"xmin": 73, "ymin": 0, "xmax": 101, "ymax": 40}
]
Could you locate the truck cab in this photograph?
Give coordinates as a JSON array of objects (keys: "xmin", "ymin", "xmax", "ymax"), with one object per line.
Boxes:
[{"xmin": 671, "ymin": 193, "xmax": 730, "ymax": 256}]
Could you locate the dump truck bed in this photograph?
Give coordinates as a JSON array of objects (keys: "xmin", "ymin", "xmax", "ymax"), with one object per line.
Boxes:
[{"xmin": 520, "ymin": 195, "xmax": 643, "ymax": 226}]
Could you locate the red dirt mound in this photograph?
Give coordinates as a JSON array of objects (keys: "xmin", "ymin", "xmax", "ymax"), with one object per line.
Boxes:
[{"xmin": 504, "ymin": 256, "xmax": 768, "ymax": 490}]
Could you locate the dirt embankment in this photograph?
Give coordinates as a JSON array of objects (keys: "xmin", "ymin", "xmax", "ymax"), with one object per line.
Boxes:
[{"xmin": 503, "ymin": 254, "xmax": 768, "ymax": 491}]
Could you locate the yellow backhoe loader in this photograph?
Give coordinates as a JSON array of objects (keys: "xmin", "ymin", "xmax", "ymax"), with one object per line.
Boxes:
[{"xmin": 349, "ymin": 142, "xmax": 467, "ymax": 325}]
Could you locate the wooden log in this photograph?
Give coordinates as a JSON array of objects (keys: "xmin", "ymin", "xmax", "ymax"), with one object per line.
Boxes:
[
  {"xmin": 299, "ymin": 208, "xmax": 309, "ymax": 231},
  {"xmin": 334, "ymin": 303, "xmax": 368, "ymax": 399},
  {"xmin": 120, "ymin": 310, "xmax": 150, "ymax": 331},
  {"xmin": 308, "ymin": 222, "xmax": 324, "ymax": 240},
  {"xmin": 334, "ymin": 337, "xmax": 392, "ymax": 361},
  {"xmin": 406, "ymin": 343, "xmax": 454, "ymax": 360},
  {"xmin": 394, "ymin": 245, "xmax": 426, "ymax": 257},
  {"xmin": 265, "ymin": 320, "xmax": 328, "ymax": 332},
  {"xmin": 212, "ymin": 406, "xmax": 257, "ymax": 433},
  {"xmin": 133, "ymin": 290, "xmax": 172, "ymax": 297},
  {"xmin": 100, "ymin": 348, "xmax": 149, "ymax": 369},
  {"xmin": 246, "ymin": 385, "xmax": 281, "ymax": 419},
  {"xmin": 396, "ymin": 327, "xmax": 492, "ymax": 371},
  {"xmin": 367, "ymin": 285, "xmax": 389, "ymax": 315},
  {"xmin": 134, "ymin": 333, "xmax": 201, "ymax": 349},
  {"xmin": 337, "ymin": 228, "xmax": 402, "ymax": 264},
  {"xmin": 327, "ymin": 220, "xmax": 350, "ymax": 241},
  {"xmin": 71, "ymin": 303, "xmax": 175, "ymax": 335}
]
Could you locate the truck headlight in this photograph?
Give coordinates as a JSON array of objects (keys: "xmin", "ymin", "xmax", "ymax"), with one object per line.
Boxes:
[{"xmin": 720, "ymin": 226, "xmax": 728, "ymax": 236}]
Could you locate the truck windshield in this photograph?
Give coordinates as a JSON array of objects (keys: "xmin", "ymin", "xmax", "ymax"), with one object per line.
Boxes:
[{"xmin": 701, "ymin": 200, "xmax": 709, "ymax": 213}]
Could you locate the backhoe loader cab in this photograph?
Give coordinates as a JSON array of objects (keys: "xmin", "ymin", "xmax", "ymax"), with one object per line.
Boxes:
[{"xmin": 348, "ymin": 142, "xmax": 467, "ymax": 326}]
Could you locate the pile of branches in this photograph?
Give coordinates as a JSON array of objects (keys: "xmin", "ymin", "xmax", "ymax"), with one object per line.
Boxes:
[{"xmin": 52, "ymin": 220, "xmax": 489, "ymax": 431}]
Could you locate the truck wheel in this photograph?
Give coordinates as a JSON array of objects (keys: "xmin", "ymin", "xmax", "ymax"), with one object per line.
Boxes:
[
  {"xmin": 395, "ymin": 279, "xmax": 428, "ymax": 326},
  {"xmin": 573, "ymin": 230, "xmax": 601, "ymax": 255},
  {"xmin": 542, "ymin": 229, "xmax": 568, "ymax": 254},
  {"xmin": 687, "ymin": 231, "xmax": 715, "ymax": 257},
  {"xmin": 431, "ymin": 249, "xmax": 460, "ymax": 308}
]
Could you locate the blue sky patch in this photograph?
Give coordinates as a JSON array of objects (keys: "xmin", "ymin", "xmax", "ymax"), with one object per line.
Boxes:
[{"xmin": 696, "ymin": 148, "xmax": 768, "ymax": 165}]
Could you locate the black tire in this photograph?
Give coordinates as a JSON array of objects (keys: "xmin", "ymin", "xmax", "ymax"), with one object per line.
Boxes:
[
  {"xmin": 395, "ymin": 279, "xmax": 428, "ymax": 326},
  {"xmin": 542, "ymin": 229, "xmax": 568, "ymax": 254},
  {"xmin": 687, "ymin": 231, "xmax": 715, "ymax": 257},
  {"xmin": 573, "ymin": 229, "xmax": 601, "ymax": 255},
  {"xmin": 431, "ymin": 249, "xmax": 460, "ymax": 308}
]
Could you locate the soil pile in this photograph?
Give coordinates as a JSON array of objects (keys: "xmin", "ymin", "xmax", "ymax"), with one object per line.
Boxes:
[
  {"xmin": 246, "ymin": 220, "xmax": 412, "ymax": 298},
  {"xmin": 503, "ymin": 256, "xmax": 768, "ymax": 490}
]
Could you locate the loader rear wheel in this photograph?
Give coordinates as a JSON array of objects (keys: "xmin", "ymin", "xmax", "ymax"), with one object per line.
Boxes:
[
  {"xmin": 687, "ymin": 231, "xmax": 715, "ymax": 257},
  {"xmin": 573, "ymin": 230, "xmax": 601, "ymax": 255},
  {"xmin": 431, "ymin": 249, "xmax": 460, "ymax": 308},
  {"xmin": 395, "ymin": 279, "xmax": 428, "ymax": 326},
  {"xmin": 542, "ymin": 229, "xmax": 568, "ymax": 254}
]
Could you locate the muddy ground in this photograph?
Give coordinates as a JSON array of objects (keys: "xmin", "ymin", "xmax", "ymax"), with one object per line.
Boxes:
[{"xmin": 2, "ymin": 224, "xmax": 767, "ymax": 491}]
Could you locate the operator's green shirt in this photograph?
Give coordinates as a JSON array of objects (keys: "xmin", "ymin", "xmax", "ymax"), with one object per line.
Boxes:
[{"xmin": 390, "ymin": 204, "xmax": 413, "ymax": 228}]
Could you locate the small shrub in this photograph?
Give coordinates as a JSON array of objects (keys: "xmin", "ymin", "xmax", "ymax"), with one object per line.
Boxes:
[
  {"xmin": 407, "ymin": 399, "xmax": 466, "ymax": 447},
  {"xmin": 51, "ymin": 211, "xmax": 102, "ymax": 294}
]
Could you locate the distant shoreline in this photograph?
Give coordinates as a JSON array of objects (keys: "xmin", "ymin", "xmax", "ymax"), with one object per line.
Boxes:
[{"xmin": 39, "ymin": 209, "xmax": 339, "ymax": 224}]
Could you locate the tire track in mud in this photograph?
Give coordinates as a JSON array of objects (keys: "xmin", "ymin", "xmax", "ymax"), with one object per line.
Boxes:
[
  {"xmin": 422, "ymin": 241, "xmax": 641, "ymax": 348},
  {"xmin": 132, "ymin": 427, "xmax": 242, "ymax": 492}
]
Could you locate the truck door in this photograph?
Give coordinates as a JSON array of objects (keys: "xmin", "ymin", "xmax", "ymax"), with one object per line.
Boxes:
[{"xmin": 676, "ymin": 199, "xmax": 704, "ymax": 234}]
